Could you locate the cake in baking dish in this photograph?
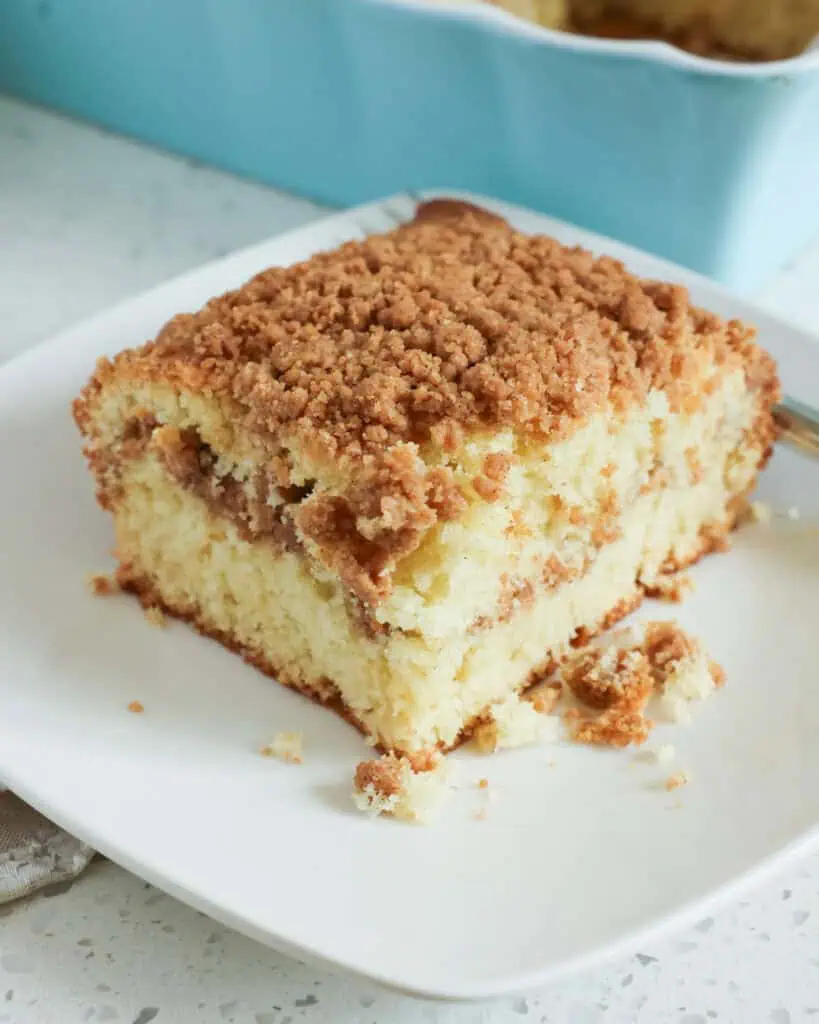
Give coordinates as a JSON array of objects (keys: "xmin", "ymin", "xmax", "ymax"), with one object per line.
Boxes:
[
  {"xmin": 73, "ymin": 199, "xmax": 779, "ymax": 756},
  {"xmin": 571, "ymin": 0, "xmax": 819, "ymax": 60},
  {"xmin": 477, "ymin": 0, "xmax": 819, "ymax": 60}
]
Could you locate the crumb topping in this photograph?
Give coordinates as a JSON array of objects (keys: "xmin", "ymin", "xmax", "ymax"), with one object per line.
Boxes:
[
  {"xmin": 568, "ymin": 705, "xmax": 652, "ymax": 748},
  {"xmin": 76, "ymin": 200, "xmax": 780, "ymax": 608},
  {"xmin": 472, "ymin": 451, "xmax": 513, "ymax": 502},
  {"xmin": 562, "ymin": 645, "xmax": 653, "ymax": 710},
  {"xmin": 81, "ymin": 199, "xmax": 776, "ymax": 468},
  {"xmin": 643, "ymin": 621, "xmax": 700, "ymax": 684},
  {"xmin": 353, "ymin": 755, "xmax": 404, "ymax": 799}
]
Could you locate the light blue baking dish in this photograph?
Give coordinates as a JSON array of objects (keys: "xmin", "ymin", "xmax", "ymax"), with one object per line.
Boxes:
[{"xmin": 1, "ymin": 0, "xmax": 818, "ymax": 290}]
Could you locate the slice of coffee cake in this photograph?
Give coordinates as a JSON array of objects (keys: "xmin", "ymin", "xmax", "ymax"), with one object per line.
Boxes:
[{"xmin": 73, "ymin": 200, "xmax": 779, "ymax": 755}]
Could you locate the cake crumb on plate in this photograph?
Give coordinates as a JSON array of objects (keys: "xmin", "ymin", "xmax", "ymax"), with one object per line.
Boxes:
[
  {"xmin": 352, "ymin": 754, "xmax": 450, "ymax": 824},
  {"xmin": 562, "ymin": 645, "xmax": 653, "ymax": 711},
  {"xmin": 560, "ymin": 619, "xmax": 723, "ymax": 748},
  {"xmin": 473, "ymin": 776, "xmax": 498, "ymax": 820},
  {"xmin": 561, "ymin": 642, "xmax": 654, "ymax": 748},
  {"xmin": 86, "ymin": 572, "xmax": 118, "ymax": 596},
  {"xmin": 260, "ymin": 731, "xmax": 303, "ymax": 764},
  {"xmin": 644, "ymin": 621, "xmax": 723, "ymax": 723},
  {"xmin": 665, "ymin": 771, "xmax": 689, "ymax": 791},
  {"xmin": 568, "ymin": 705, "xmax": 652, "ymax": 748},
  {"xmin": 127, "ymin": 700, "xmax": 144, "ymax": 713}
]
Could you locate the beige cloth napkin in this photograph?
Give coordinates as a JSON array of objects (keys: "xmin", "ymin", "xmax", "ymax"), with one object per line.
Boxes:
[{"xmin": 0, "ymin": 791, "xmax": 95, "ymax": 904}]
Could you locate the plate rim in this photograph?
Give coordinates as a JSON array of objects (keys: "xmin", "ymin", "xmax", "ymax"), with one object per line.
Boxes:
[{"xmin": 2, "ymin": 754, "xmax": 817, "ymax": 1002}]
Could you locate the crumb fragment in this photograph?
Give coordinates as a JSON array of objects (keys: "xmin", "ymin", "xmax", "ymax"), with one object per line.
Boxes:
[
  {"xmin": 86, "ymin": 572, "xmax": 118, "ymax": 596},
  {"xmin": 473, "ymin": 775, "xmax": 498, "ymax": 820},
  {"xmin": 260, "ymin": 731, "xmax": 303, "ymax": 764},
  {"xmin": 127, "ymin": 700, "xmax": 144, "ymax": 713},
  {"xmin": 473, "ymin": 692, "xmax": 561, "ymax": 753},
  {"xmin": 562, "ymin": 645, "xmax": 653, "ymax": 711},
  {"xmin": 568, "ymin": 706, "xmax": 652, "ymax": 748},
  {"xmin": 665, "ymin": 771, "xmax": 689, "ymax": 791},
  {"xmin": 354, "ymin": 756, "xmax": 403, "ymax": 804},
  {"xmin": 352, "ymin": 754, "xmax": 449, "ymax": 823},
  {"xmin": 560, "ymin": 618, "xmax": 722, "ymax": 747},
  {"xmin": 644, "ymin": 621, "xmax": 723, "ymax": 723},
  {"xmin": 643, "ymin": 621, "xmax": 699, "ymax": 681},
  {"xmin": 144, "ymin": 605, "xmax": 167, "ymax": 628}
]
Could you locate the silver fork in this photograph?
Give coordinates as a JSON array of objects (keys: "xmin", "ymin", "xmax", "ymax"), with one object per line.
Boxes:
[{"xmin": 775, "ymin": 397, "xmax": 819, "ymax": 459}]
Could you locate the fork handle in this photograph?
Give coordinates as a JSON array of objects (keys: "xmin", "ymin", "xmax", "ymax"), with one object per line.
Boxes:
[{"xmin": 775, "ymin": 396, "xmax": 819, "ymax": 459}]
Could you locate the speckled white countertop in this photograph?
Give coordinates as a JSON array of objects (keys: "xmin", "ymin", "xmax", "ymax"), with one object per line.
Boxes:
[{"xmin": 2, "ymin": 94, "xmax": 819, "ymax": 1024}]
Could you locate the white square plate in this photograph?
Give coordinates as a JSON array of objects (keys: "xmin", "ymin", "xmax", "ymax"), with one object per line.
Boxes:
[{"xmin": 1, "ymin": 193, "xmax": 818, "ymax": 1000}]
